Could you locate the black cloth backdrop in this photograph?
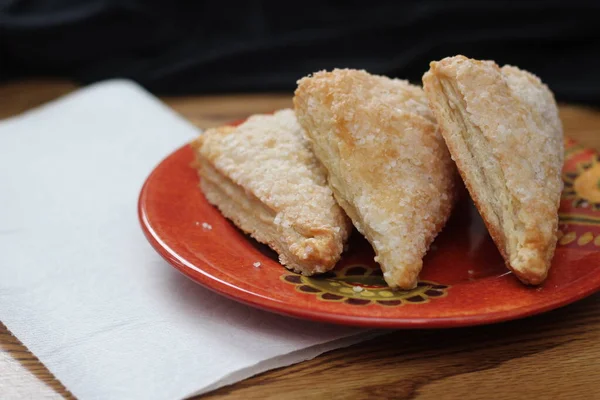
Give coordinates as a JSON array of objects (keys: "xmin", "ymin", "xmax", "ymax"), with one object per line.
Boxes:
[{"xmin": 1, "ymin": 0, "xmax": 600, "ymax": 106}]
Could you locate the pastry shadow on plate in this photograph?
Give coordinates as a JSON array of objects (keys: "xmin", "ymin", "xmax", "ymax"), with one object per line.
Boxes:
[{"xmin": 235, "ymin": 193, "xmax": 509, "ymax": 288}]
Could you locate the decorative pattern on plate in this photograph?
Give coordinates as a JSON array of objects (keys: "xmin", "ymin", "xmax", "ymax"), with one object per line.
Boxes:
[
  {"xmin": 559, "ymin": 138, "xmax": 600, "ymax": 249},
  {"xmin": 281, "ymin": 264, "xmax": 449, "ymax": 306},
  {"xmin": 563, "ymin": 157, "xmax": 600, "ymax": 210}
]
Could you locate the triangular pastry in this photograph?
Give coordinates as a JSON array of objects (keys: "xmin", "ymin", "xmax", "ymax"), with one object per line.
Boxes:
[
  {"xmin": 294, "ymin": 69, "xmax": 458, "ymax": 289},
  {"xmin": 422, "ymin": 55, "xmax": 563, "ymax": 284},
  {"xmin": 192, "ymin": 109, "xmax": 351, "ymax": 275}
]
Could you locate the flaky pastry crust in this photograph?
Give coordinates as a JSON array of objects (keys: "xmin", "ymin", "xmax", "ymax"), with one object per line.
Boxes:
[
  {"xmin": 422, "ymin": 55, "xmax": 563, "ymax": 284},
  {"xmin": 294, "ymin": 69, "xmax": 458, "ymax": 289},
  {"xmin": 191, "ymin": 109, "xmax": 351, "ymax": 275}
]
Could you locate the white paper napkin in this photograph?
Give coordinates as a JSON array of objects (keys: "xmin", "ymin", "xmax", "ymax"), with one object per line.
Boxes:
[{"xmin": 0, "ymin": 81, "xmax": 372, "ymax": 400}]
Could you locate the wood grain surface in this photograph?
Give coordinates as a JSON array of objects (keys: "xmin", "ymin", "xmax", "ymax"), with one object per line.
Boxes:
[{"xmin": 1, "ymin": 81, "xmax": 599, "ymax": 400}]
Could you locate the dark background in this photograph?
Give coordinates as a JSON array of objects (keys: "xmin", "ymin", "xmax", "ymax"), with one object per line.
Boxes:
[{"xmin": 2, "ymin": 0, "xmax": 600, "ymax": 106}]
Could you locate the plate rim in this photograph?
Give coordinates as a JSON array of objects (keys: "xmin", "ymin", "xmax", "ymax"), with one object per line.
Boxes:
[{"xmin": 138, "ymin": 143, "xmax": 600, "ymax": 329}]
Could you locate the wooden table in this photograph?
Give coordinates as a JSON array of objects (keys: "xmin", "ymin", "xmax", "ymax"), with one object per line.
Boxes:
[{"xmin": 1, "ymin": 81, "xmax": 599, "ymax": 400}]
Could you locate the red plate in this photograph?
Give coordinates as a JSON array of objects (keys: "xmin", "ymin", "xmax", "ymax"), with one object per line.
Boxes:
[{"xmin": 139, "ymin": 135, "xmax": 600, "ymax": 328}]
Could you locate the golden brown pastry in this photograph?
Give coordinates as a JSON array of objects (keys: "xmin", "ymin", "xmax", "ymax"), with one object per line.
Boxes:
[
  {"xmin": 191, "ymin": 109, "xmax": 351, "ymax": 275},
  {"xmin": 422, "ymin": 55, "xmax": 563, "ymax": 285},
  {"xmin": 294, "ymin": 69, "xmax": 458, "ymax": 289}
]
